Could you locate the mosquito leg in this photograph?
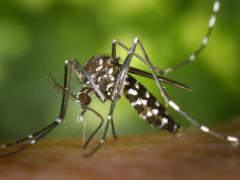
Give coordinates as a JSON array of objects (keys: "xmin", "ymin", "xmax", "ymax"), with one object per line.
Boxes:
[
  {"xmin": 110, "ymin": 39, "xmax": 120, "ymax": 139},
  {"xmin": 0, "ymin": 118, "xmax": 58, "ymax": 157},
  {"xmin": 131, "ymin": 38, "xmax": 239, "ymax": 145},
  {"xmin": 168, "ymin": 99, "xmax": 239, "ymax": 145},
  {"xmin": 76, "ymin": 61, "xmax": 106, "ymax": 102},
  {"xmin": 112, "ymin": 39, "xmax": 117, "ymax": 61},
  {"xmin": 46, "ymin": 71, "xmax": 106, "ymax": 146},
  {"xmin": 82, "ymin": 107, "xmax": 104, "ymax": 149},
  {"xmin": 110, "ymin": 117, "xmax": 118, "ymax": 140},
  {"xmin": 110, "ymin": 39, "xmax": 130, "ymax": 140},
  {"xmin": 84, "ymin": 38, "xmax": 139, "ymax": 157},
  {"xmin": 0, "ymin": 119, "xmax": 60, "ymax": 148},
  {"xmin": 113, "ymin": 1, "xmax": 221, "ymax": 75},
  {"xmin": 83, "ymin": 104, "xmax": 115, "ymax": 157},
  {"xmin": 0, "ymin": 143, "xmax": 31, "ymax": 157},
  {"xmin": 154, "ymin": 88, "xmax": 240, "ymax": 145},
  {"xmin": 0, "ymin": 60, "xmax": 73, "ymax": 156},
  {"xmin": 161, "ymin": 0, "xmax": 221, "ymax": 74},
  {"xmin": 77, "ymin": 109, "xmax": 87, "ymax": 145},
  {"xmin": 0, "ymin": 120, "xmax": 60, "ymax": 157},
  {"xmin": 109, "ymin": 38, "xmax": 139, "ymax": 140},
  {"xmin": 47, "ymin": 71, "xmax": 106, "ymax": 148},
  {"xmin": 0, "ymin": 113, "xmax": 60, "ymax": 157},
  {"xmin": 114, "ymin": 40, "xmax": 167, "ymax": 75},
  {"xmin": 113, "ymin": 40, "xmax": 158, "ymax": 70}
]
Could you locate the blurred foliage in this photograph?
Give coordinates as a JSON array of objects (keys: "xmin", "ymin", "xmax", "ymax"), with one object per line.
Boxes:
[{"xmin": 0, "ymin": 0, "xmax": 239, "ymax": 139}]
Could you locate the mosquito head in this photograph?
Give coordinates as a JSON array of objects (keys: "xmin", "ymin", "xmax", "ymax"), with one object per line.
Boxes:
[{"xmin": 76, "ymin": 92, "xmax": 91, "ymax": 106}]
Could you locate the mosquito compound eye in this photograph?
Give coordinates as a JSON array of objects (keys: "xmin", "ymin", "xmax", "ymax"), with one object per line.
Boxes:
[{"xmin": 77, "ymin": 92, "xmax": 91, "ymax": 105}]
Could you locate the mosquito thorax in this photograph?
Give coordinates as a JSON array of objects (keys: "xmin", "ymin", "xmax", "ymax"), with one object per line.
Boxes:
[{"xmin": 82, "ymin": 55, "xmax": 120, "ymax": 99}]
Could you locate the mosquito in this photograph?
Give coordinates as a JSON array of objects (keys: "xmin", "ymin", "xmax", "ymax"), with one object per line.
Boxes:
[{"xmin": 0, "ymin": 0, "xmax": 238, "ymax": 157}]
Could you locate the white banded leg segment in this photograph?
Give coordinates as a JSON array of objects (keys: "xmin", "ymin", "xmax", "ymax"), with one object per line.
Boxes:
[
  {"xmin": 25, "ymin": 134, "xmax": 36, "ymax": 145},
  {"xmin": 168, "ymin": 101, "xmax": 180, "ymax": 111},
  {"xmin": 159, "ymin": 0, "xmax": 221, "ymax": 75},
  {"xmin": 213, "ymin": 1, "xmax": 220, "ymax": 13},
  {"xmin": 108, "ymin": 115, "xmax": 112, "ymax": 120},
  {"xmin": 30, "ymin": 139, "xmax": 36, "ymax": 145},
  {"xmin": 55, "ymin": 118, "xmax": 63, "ymax": 124},
  {"xmin": 28, "ymin": 134, "xmax": 33, "ymax": 139},
  {"xmin": 27, "ymin": 134, "xmax": 36, "ymax": 144},
  {"xmin": 201, "ymin": 125, "xmax": 239, "ymax": 145},
  {"xmin": 127, "ymin": 37, "xmax": 139, "ymax": 55},
  {"xmin": 202, "ymin": 37, "xmax": 209, "ymax": 45},
  {"xmin": 176, "ymin": 107, "xmax": 240, "ymax": 145},
  {"xmin": 209, "ymin": 15, "xmax": 216, "ymax": 28},
  {"xmin": 134, "ymin": 37, "xmax": 139, "ymax": 44},
  {"xmin": 77, "ymin": 114, "xmax": 84, "ymax": 123},
  {"xmin": 200, "ymin": 125, "xmax": 210, "ymax": 133},
  {"xmin": 227, "ymin": 136, "xmax": 239, "ymax": 144},
  {"xmin": 65, "ymin": 60, "xmax": 69, "ymax": 65},
  {"xmin": 189, "ymin": 54, "xmax": 196, "ymax": 62}
]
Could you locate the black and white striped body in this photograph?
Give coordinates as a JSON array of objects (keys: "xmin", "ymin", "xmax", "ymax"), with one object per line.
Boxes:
[
  {"xmin": 82, "ymin": 55, "xmax": 180, "ymax": 133},
  {"xmin": 124, "ymin": 75, "xmax": 179, "ymax": 133}
]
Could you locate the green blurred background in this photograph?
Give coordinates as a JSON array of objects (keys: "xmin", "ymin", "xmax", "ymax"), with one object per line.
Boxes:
[{"xmin": 0, "ymin": 0, "xmax": 239, "ymax": 140}]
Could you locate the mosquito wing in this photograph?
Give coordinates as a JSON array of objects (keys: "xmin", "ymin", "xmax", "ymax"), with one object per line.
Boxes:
[{"xmin": 113, "ymin": 62, "xmax": 192, "ymax": 92}]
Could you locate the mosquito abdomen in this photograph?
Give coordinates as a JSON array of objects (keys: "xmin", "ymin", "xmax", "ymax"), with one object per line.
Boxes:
[{"xmin": 124, "ymin": 75, "xmax": 180, "ymax": 133}]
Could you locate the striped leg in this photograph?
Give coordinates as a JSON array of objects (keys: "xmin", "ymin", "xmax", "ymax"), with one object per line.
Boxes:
[
  {"xmin": 113, "ymin": 0, "xmax": 221, "ymax": 75},
  {"xmin": 129, "ymin": 38, "xmax": 239, "ymax": 145},
  {"xmin": 0, "ymin": 60, "xmax": 73, "ymax": 157},
  {"xmin": 167, "ymin": 99, "xmax": 239, "ymax": 145},
  {"xmin": 161, "ymin": 0, "xmax": 221, "ymax": 74}
]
